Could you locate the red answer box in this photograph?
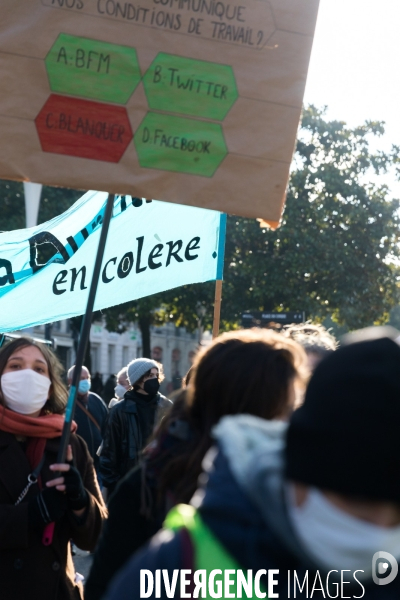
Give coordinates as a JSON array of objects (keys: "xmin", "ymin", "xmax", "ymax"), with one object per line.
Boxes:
[{"xmin": 35, "ymin": 94, "xmax": 133, "ymax": 163}]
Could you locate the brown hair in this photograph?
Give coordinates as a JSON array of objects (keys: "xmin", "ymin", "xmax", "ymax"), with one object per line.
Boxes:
[
  {"xmin": 0, "ymin": 337, "xmax": 68, "ymax": 414},
  {"xmin": 182, "ymin": 366, "xmax": 193, "ymax": 387},
  {"xmin": 142, "ymin": 390, "xmax": 189, "ymax": 512},
  {"xmin": 189, "ymin": 328, "xmax": 307, "ymax": 424},
  {"xmin": 154, "ymin": 329, "xmax": 308, "ymax": 504}
]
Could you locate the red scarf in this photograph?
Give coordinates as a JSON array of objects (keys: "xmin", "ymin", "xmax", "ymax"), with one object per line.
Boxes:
[{"xmin": 0, "ymin": 405, "xmax": 77, "ymax": 469}]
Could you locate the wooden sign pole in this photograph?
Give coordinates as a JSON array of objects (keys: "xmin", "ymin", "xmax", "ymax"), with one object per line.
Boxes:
[{"xmin": 212, "ymin": 279, "xmax": 223, "ymax": 339}]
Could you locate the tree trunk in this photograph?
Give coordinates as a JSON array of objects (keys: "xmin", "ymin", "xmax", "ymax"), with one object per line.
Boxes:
[
  {"xmin": 138, "ymin": 314, "xmax": 152, "ymax": 358},
  {"xmin": 69, "ymin": 316, "xmax": 92, "ymax": 373}
]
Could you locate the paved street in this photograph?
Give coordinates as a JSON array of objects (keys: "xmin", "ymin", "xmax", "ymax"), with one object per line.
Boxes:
[{"xmin": 73, "ymin": 547, "xmax": 93, "ymax": 585}]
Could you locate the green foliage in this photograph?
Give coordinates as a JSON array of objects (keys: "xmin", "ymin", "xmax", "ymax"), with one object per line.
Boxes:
[
  {"xmin": 0, "ymin": 180, "xmax": 25, "ymax": 231},
  {"xmin": 0, "ymin": 181, "xmax": 81, "ymax": 231},
  {"xmin": 150, "ymin": 106, "xmax": 400, "ymax": 332},
  {"xmin": 222, "ymin": 106, "xmax": 400, "ymax": 330},
  {"xmin": 102, "ymin": 295, "xmax": 170, "ymax": 357},
  {"xmin": 388, "ymin": 305, "xmax": 400, "ymax": 331},
  {"xmin": 38, "ymin": 186, "xmax": 82, "ymax": 224}
]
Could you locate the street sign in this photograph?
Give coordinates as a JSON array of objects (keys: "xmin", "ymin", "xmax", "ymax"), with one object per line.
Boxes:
[
  {"xmin": 0, "ymin": 0, "xmax": 320, "ymax": 225},
  {"xmin": 242, "ymin": 311, "xmax": 305, "ymax": 328}
]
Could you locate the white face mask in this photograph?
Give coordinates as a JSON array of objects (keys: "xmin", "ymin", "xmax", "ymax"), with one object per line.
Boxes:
[
  {"xmin": 114, "ymin": 384, "xmax": 126, "ymax": 400},
  {"xmin": 1, "ymin": 369, "xmax": 51, "ymax": 415},
  {"xmin": 287, "ymin": 484, "xmax": 400, "ymax": 578}
]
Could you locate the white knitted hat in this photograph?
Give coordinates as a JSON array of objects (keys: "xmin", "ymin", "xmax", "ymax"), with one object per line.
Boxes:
[{"xmin": 127, "ymin": 358, "xmax": 159, "ymax": 386}]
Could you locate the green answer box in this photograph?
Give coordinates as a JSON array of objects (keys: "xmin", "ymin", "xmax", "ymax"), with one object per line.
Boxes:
[
  {"xmin": 143, "ymin": 53, "xmax": 238, "ymax": 121},
  {"xmin": 46, "ymin": 34, "xmax": 141, "ymax": 104},
  {"xmin": 135, "ymin": 113, "xmax": 228, "ymax": 177}
]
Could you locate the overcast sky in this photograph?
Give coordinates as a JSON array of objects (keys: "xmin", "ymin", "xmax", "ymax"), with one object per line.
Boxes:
[{"xmin": 303, "ymin": 0, "xmax": 400, "ymax": 196}]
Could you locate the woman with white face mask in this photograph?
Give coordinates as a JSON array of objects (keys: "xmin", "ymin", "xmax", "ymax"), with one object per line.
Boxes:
[{"xmin": 0, "ymin": 337, "xmax": 107, "ymax": 600}]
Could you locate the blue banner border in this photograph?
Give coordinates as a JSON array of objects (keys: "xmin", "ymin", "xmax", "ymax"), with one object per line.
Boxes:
[{"xmin": 216, "ymin": 213, "xmax": 227, "ymax": 280}]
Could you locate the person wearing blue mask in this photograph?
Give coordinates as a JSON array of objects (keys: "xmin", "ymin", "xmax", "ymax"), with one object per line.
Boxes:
[{"xmin": 67, "ymin": 365, "xmax": 108, "ymax": 486}]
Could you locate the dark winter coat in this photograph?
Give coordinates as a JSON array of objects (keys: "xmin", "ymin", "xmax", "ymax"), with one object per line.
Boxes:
[
  {"xmin": 104, "ymin": 416, "xmax": 400, "ymax": 600},
  {"xmin": 103, "ymin": 375, "xmax": 117, "ymax": 406},
  {"xmin": 0, "ymin": 429, "xmax": 107, "ymax": 600},
  {"xmin": 74, "ymin": 391, "xmax": 108, "ymax": 473},
  {"xmin": 99, "ymin": 390, "xmax": 172, "ymax": 492},
  {"xmin": 86, "ymin": 418, "xmax": 191, "ymax": 600}
]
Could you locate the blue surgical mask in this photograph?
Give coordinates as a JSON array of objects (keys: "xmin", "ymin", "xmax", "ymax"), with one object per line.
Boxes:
[{"xmin": 78, "ymin": 379, "xmax": 91, "ymax": 395}]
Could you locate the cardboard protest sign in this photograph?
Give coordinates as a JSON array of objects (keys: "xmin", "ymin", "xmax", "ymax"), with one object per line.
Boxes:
[
  {"xmin": 0, "ymin": 0, "xmax": 319, "ymax": 226},
  {"xmin": 0, "ymin": 192, "xmax": 226, "ymax": 331}
]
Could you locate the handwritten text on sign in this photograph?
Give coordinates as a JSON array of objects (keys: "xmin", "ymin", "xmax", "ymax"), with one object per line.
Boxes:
[
  {"xmin": 0, "ymin": 192, "xmax": 226, "ymax": 332},
  {"xmin": 0, "ymin": 0, "xmax": 320, "ymax": 222},
  {"xmin": 43, "ymin": 0, "xmax": 273, "ymax": 49}
]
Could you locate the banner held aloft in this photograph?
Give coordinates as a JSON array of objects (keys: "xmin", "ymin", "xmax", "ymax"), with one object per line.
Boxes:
[{"xmin": 0, "ymin": 191, "xmax": 226, "ymax": 333}]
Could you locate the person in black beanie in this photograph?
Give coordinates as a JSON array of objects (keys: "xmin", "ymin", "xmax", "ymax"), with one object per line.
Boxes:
[
  {"xmin": 285, "ymin": 326, "xmax": 400, "ymax": 502},
  {"xmin": 104, "ymin": 327, "xmax": 400, "ymax": 600},
  {"xmin": 99, "ymin": 358, "xmax": 172, "ymax": 495}
]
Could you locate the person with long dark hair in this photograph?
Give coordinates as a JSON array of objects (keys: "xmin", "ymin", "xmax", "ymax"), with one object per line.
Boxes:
[
  {"xmin": 106, "ymin": 328, "xmax": 400, "ymax": 600},
  {"xmin": 0, "ymin": 337, "xmax": 107, "ymax": 600},
  {"xmin": 86, "ymin": 329, "xmax": 307, "ymax": 600}
]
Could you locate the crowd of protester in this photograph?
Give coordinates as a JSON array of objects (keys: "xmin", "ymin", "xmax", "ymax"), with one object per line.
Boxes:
[{"xmin": 1, "ymin": 323, "xmax": 400, "ymax": 599}]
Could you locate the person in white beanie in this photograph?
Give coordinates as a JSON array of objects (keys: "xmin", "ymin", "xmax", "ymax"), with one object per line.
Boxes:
[
  {"xmin": 109, "ymin": 367, "xmax": 130, "ymax": 409},
  {"xmin": 99, "ymin": 359, "xmax": 172, "ymax": 495}
]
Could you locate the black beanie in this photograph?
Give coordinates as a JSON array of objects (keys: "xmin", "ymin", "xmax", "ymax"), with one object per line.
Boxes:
[{"xmin": 285, "ymin": 335, "xmax": 400, "ymax": 502}]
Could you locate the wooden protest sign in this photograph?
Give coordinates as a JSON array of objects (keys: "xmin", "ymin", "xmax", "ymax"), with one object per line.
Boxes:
[{"xmin": 0, "ymin": 0, "xmax": 319, "ymax": 225}]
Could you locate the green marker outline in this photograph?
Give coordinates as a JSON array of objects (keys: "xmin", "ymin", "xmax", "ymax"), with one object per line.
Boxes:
[
  {"xmin": 45, "ymin": 33, "xmax": 142, "ymax": 105},
  {"xmin": 134, "ymin": 112, "xmax": 229, "ymax": 178},
  {"xmin": 143, "ymin": 51, "xmax": 238, "ymax": 120}
]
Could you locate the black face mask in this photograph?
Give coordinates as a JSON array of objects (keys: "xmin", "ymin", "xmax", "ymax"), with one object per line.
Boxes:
[{"xmin": 143, "ymin": 378, "xmax": 160, "ymax": 396}]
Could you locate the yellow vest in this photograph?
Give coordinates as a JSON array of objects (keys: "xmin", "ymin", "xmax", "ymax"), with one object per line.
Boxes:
[{"xmin": 164, "ymin": 504, "xmax": 267, "ymax": 599}]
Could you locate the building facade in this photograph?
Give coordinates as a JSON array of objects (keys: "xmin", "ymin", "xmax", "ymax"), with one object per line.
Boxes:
[{"xmin": 23, "ymin": 319, "xmax": 202, "ymax": 393}]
